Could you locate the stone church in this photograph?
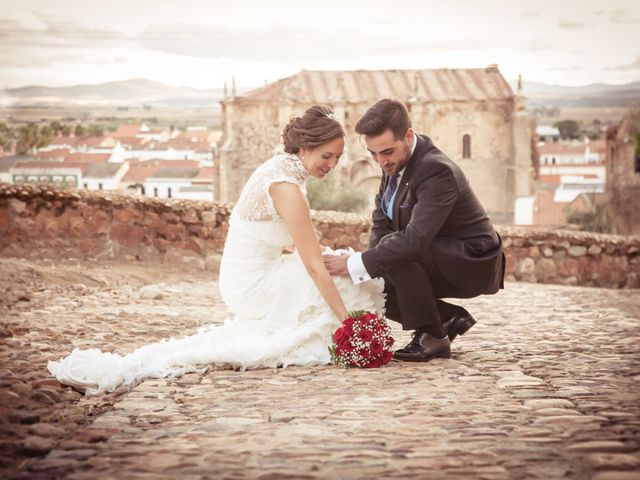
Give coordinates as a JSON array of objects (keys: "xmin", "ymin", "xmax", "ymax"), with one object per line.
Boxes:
[{"xmin": 216, "ymin": 66, "xmax": 533, "ymax": 222}]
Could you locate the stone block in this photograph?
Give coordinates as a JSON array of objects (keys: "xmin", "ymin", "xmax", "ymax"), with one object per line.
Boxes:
[
  {"xmin": 111, "ymin": 224, "xmax": 146, "ymax": 247},
  {"xmin": 0, "ymin": 209, "xmax": 10, "ymax": 232},
  {"xmin": 534, "ymin": 258, "xmax": 557, "ymax": 282},
  {"xmin": 558, "ymin": 258, "xmax": 580, "ymax": 277},
  {"xmin": 201, "ymin": 211, "xmax": 217, "ymax": 224},
  {"xmin": 588, "ymin": 244, "xmax": 603, "ymax": 255},
  {"xmin": 568, "ymin": 245, "xmax": 588, "ymax": 257},
  {"xmin": 182, "ymin": 209, "xmax": 200, "ymax": 224},
  {"xmin": 9, "ymin": 198, "xmax": 26, "ymax": 214}
]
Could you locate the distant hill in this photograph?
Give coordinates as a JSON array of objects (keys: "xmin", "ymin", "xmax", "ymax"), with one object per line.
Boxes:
[
  {"xmin": 509, "ymin": 79, "xmax": 640, "ymax": 108},
  {"xmin": 2, "ymin": 78, "xmax": 250, "ymax": 107},
  {"xmin": 3, "ymin": 77, "xmax": 639, "ymax": 109}
]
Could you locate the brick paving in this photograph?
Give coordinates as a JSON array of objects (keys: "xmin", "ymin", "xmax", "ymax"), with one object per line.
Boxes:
[{"xmin": 1, "ymin": 258, "xmax": 639, "ymax": 479}]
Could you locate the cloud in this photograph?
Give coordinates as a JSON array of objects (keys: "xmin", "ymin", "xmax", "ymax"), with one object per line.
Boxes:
[
  {"xmin": 609, "ymin": 8, "xmax": 640, "ymax": 24},
  {"xmin": 549, "ymin": 66, "xmax": 587, "ymax": 71},
  {"xmin": 605, "ymin": 56, "xmax": 640, "ymax": 71},
  {"xmin": 134, "ymin": 22, "xmax": 512, "ymax": 63},
  {"xmin": 0, "ymin": 18, "xmax": 132, "ymax": 49},
  {"xmin": 558, "ymin": 19, "xmax": 586, "ymax": 29}
]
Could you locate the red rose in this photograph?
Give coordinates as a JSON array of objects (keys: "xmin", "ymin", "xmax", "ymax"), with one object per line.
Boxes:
[
  {"xmin": 370, "ymin": 339, "xmax": 383, "ymax": 355},
  {"xmin": 342, "ymin": 322, "xmax": 354, "ymax": 338},
  {"xmin": 358, "ymin": 348, "xmax": 370, "ymax": 360},
  {"xmin": 358, "ymin": 329, "xmax": 373, "ymax": 343},
  {"xmin": 364, "ymin": 312, "xmax": 378, "ymax": 322},
  {"xmin": 386, "ymin": 337, "xmax": 394, "ymax": 347},
  {"xmin": 343, "ymin": 317, "xmax": 355, "ymax": 330},
  {"xmin": 341, "ymin": 341, "xmax": 355, "ymax": 352},
  {"xmin": 382, "ymin": 351, "xmax": 393, "ymax": 364},
  {"xmin": 365, "ymin": 358, "xmax": 384, "ymax": 368},
  {"xmin": 333, "ymin": 327, "xmax": 345, "ymax": 343}
]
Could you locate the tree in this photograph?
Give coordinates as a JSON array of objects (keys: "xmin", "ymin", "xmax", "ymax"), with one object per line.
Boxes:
[
  {"xmin": 16, "ymin": 124, "xmax": 51, "ymax": 154},
  {"xmin": 87, "ymin": 124, "xmax": 104, "ymax": 137},
  {"xmin": 306, "ymin": 171, "xmax": 368, "ymax": 213},
  {"xmin": 0, "ymin": 123, "xmax": 15, "ymax": 152},
  {"xmin": 553, "ymin": 119, "xmax": 581, "ymax": 139},
  {"xmin": 74, "ymin": 124, "xmax": 86, "ymax": 138}
]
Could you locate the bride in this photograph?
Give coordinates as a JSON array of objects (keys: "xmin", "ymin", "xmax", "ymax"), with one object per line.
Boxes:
[{"xmin": 48, "ymin": 105, "xmax": 385, "ymax": 395}]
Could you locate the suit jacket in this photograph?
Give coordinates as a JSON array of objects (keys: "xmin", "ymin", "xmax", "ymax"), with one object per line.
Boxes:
[{"xmin": 362, "ymin": 134, "xmax": 505, "ymax": 296}]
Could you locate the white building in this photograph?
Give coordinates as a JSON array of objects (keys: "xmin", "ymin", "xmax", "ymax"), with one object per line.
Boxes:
[
  {"xmin": 538, "ymin": 139, "xmax": 607, "ymax": 181},
  {"xmin": 553, "ymin": 176, "xmax": 605, "ymax": 203},
  {"xmin": 144, "ymin": 167, "xmax": 200, "ymax": 199},
  {"xmin": 82, "ymin": 162, "xmax": 130, "ymax": 191},
  {"xmin": 177, "ymin": 185, "xmax": 214, "ymax": 201},
  {"xmin": 539, "ymin": 139, "xmax": 606, "ymax": 166},
  {"xmin": 536, "ymin": 125, "xmax": 561, "ymax": 143},
  {"xmin": 10, "ymin": 161, "xmax": 84, "ymax": 188}
]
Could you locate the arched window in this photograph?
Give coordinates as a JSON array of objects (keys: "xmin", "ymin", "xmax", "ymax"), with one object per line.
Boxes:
[{"xmin": 462, "ymin": 134, "xmax": 471, "ymax": 159}]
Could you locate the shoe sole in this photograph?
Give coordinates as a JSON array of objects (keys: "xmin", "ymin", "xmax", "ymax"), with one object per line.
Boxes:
[
  {"xmin": 449, "ymin": 316, "xmax": 477, "ymax": 341},
  {"xmin": 393, "ymin": 351, "xmax": 452, "ymax": 362}
]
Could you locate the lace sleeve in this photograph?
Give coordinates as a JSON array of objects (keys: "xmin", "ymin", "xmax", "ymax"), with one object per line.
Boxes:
[{"xmin": 233, "ymin": 154, "xmax": 309, "ymax": 222}]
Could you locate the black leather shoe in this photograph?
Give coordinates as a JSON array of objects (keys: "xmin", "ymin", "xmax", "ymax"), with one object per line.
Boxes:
[
  {"xmin": 393, "ymin": 330, "xmax": 451, "ymax": 362},
  {"xmin": 442, "ymin": 307, "xmax": 477, "ymax": 342}
]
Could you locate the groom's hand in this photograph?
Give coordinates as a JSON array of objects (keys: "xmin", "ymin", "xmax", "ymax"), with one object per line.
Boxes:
[{"xmin": 322, "ymin": 254, "xmax": 350, "ymax": 276}]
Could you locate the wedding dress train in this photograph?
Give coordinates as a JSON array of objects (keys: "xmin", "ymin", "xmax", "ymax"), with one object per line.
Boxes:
[{"xmin": 48, "ymin": 153, "xmax": 385, "ymax": 395}]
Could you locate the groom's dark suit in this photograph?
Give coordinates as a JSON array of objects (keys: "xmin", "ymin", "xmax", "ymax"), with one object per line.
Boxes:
[{"xmin": 362, "ymin": 134, "xmax": 505, "ymax": 335}]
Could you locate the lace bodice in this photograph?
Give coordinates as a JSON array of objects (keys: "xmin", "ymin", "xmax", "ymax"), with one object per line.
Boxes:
[{"xmin": 232, "ymin": 153, "xmax": 309, "ymax": 222}]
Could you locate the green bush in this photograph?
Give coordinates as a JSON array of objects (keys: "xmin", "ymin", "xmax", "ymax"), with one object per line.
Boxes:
[
  {"xmin": 566, "ymin": 204, "xmax": 609, "ymax": 233},
  {"xmin": 306, "ymin": 171, "xmax": 369, "ymax": 213}
]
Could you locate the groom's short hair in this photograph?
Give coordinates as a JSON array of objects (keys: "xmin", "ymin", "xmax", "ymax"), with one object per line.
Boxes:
[{"xmin": 355, "ymin": 99, "xmax": 412, "ymax": 140}]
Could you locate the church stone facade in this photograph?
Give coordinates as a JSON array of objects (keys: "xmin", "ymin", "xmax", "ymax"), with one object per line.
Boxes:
[{"xmin": 216, "ymin": 66, "xmax": 533, "ymax": 222}]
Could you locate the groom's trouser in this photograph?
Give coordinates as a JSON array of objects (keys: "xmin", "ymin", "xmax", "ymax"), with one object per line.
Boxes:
[{"xmin": 382, "ymin": 252, "xmax": 476, "ymax": 338}]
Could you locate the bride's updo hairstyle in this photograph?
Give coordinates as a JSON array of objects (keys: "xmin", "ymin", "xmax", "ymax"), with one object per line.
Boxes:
[{"xmin": 282, "ymin": 105, "xmax": 344, "ymax": 154}]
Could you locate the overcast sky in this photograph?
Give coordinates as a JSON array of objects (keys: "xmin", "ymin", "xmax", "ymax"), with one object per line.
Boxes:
[{"xmin": 1, "ymin": 0, "xmax": 639, "ymax": 90}]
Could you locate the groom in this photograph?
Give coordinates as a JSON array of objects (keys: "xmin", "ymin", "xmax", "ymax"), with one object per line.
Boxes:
[{"xmin": 324, "ymin": 99, "xmax": 505, "ymax": 362}]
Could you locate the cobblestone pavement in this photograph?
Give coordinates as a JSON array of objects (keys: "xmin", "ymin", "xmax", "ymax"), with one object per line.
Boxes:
[{"xmin": 1, "ymin": 258, "xmax": 639, "ymax": 479}]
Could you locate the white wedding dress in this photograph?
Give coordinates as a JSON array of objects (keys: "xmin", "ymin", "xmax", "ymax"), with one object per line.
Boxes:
[{"xmin": 48, "ymin": 153, "xmax": 385, "ymax": 395}]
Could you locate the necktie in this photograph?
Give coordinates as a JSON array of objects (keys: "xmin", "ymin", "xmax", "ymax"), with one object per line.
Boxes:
[{"xmin": 382, "ymin": 173, "xmax": 399, "ymax": 212}]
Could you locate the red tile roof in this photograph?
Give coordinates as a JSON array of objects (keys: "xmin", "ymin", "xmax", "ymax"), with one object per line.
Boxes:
[
  {"xmin": 236, "ymin": 67, "xmax": 513, "ymax": 104},
  {"xmin": 65, "ymin": 153, "xmax": 112, "ymax": 163},
  {"xmin": 193, "ymin": 167, "xmax": 214, "ymax": 181},
  {"xmin": 113, "ymin": 124, "xmax": 141, "ymax": 138},
  {"xmin": 121, "ymin": 159, "xmax": 200, "ymax": 182},
  {"xmin": 35, "ymin": 148, "xmax": 71, "ymax": 159},
  {"xmin": 117, "ymin": 136, "xmax": 149, "ymax": 148},
  {"xmin": 122, "ymin": 164, "xmax": 160, "ymax": 183},
  {"xmin": 81, "ymin": 136, "xmax": 111, "ymax": 148},
  {"xmin": 177, "ymin": 130, "xmax": 212, "ymax": 142},
  {"xmin": 539, "ymin": 173, "xmax": 600, "ymax": 185},
  {"xmin": 13, "ymin": 161, "xmax": 89, "ymax": 173},
  {"xmin": 539, "ymin": 143, "xmax": 586, "ymax": 155},
  {"xmin": 48, "ymin": 136, "xmax": 81, "ymax": 147}
]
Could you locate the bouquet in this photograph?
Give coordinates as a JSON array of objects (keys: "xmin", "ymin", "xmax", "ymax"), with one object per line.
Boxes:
[{"xmin": 329, "ymin": 310, "xmax": 394, "ymax": 368}]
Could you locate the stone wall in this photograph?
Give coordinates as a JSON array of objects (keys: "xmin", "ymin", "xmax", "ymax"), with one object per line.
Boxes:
[{"xmin": 1, "ymin": 184, "xmax": 638, "ymax": 288}]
